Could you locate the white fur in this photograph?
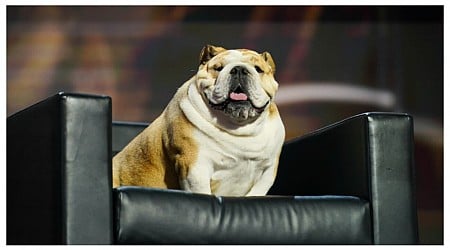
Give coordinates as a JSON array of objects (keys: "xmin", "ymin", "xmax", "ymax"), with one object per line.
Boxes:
[{"xmin": 179, "ymin": 79, "xmax": 285, "ymax": 196}]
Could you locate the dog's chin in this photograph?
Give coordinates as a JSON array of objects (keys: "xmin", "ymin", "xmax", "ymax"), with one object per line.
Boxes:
[{"xmin": 208, "ymin": 98, "xmax": 269, "ymax": 124}]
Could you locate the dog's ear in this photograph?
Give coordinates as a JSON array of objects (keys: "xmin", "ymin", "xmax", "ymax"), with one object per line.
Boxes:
[
  {"xmin": 262, "ymin": 51, "xmax": 276, "ymax": 73},
  {"xmin": 199, "ymin": 45, "xmax": 226, "ymax": 65}
]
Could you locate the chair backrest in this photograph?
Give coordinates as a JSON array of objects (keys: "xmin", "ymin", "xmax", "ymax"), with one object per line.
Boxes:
[{"xmin": 112, "ymin": 121, "xmax": 148, "ymax": 156}]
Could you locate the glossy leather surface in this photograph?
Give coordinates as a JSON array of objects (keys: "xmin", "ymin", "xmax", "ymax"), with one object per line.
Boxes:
[
  {"xmin": 7, "ymin": 92, "xmax": 418, "ymax": 245},
  {"xmin": 112, "ymin": 113, "xmax": 418, "ymax": 244},
  {"xmin": 113, "ymin": 186, "xmax": 372, "ymax": 244},
  {"xmin": 269, "ymin": 112, "xmax": 418, "ymax": 244},
  {"xmin": 7, "ymin": 92, "xmax": 113, "ymax": 244}
]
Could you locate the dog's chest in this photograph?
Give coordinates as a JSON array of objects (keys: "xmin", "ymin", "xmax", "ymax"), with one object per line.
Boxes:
[
  {"xmin": 210, "ymin": 155, "xmax": 271, "ymax": 196},
  {"xmin": 194, "ymin": 129, "xmax": 275, "ymax": 196}
]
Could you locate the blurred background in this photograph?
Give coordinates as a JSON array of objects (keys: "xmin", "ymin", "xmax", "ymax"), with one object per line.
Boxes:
[{"xmin": 7, "ymin": 6, "xmax": 443, "ymax": 244}]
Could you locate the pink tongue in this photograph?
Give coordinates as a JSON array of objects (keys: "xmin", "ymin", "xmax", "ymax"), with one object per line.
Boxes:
[{"xmin": 230, "ymin": 92, "xmax": 248, "ymax": 101}]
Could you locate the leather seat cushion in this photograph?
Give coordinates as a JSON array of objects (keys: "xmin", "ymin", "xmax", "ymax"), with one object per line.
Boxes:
[{"xmin": 113, "ymin": 186, "xmax": 372, "ymax": 244}]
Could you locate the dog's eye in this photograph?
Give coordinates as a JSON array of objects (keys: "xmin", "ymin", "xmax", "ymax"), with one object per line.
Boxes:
[
  {"xmin": 255, "ymin": 65, "xmax": 264, "ymax": 73},
  {"xmin": 214, "ymin": 66, "xmax": 224, "ymax": 72}
]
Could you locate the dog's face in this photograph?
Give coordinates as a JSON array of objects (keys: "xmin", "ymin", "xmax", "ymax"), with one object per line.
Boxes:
[{"xmin": 196, "ymin": 45, "xmax": 278, "ymax": 124}]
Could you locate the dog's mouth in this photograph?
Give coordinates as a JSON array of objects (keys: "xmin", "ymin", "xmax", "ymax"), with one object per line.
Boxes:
[
  {"xmin": 207, "ymin": 85, "xmax": 269, "ymax": 122},
  {"xmin": 228, "ymin": 86, "xmax": 249, "ymax": 101}
]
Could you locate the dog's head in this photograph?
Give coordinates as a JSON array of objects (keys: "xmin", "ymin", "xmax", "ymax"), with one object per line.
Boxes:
[{"xmin": 196, "ymin": 45, "xmax": 278, "ymax": 124}]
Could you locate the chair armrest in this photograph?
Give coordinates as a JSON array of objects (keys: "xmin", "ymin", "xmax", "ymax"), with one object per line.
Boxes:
[
  {"xmin": 269, "ymin": 112, "xmax": 418, "ymax": 244},
  {"xmin": 7, "ymin": 92, "xmax": 113, "ymax": 244}
]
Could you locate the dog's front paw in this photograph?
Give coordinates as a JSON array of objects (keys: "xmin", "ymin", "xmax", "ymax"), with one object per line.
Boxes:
[{"xmin": 180, "ymin": 177, "xmax": 212, "ymax": 195}]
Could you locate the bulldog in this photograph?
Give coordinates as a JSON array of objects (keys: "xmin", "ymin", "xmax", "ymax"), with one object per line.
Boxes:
[{"xmin": 113, "ymin": 45, "xmax": 285, "ymax": 196}]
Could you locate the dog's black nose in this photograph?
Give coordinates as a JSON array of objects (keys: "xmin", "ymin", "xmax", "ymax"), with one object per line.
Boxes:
[{"xmin": 230, "ymin": 66, "xmax": 249, "ymax": 76}]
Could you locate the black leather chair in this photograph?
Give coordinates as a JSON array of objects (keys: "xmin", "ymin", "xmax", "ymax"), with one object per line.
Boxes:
[{"xmin": 7, "ymin": 92, "xmax": 419, "ymax": 244}]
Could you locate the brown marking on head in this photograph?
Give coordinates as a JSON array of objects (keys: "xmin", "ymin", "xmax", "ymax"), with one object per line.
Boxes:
[
  {"xmin": 199, "ymin": 44, "xmax": 227, "ymax": 65},
  {"xmin": 262, "ymin": 51, "xmax": 276, "ymax": 73},
  {"xmin": 239, "ymin": 49, "xmax": 276, "ymax": 74}
]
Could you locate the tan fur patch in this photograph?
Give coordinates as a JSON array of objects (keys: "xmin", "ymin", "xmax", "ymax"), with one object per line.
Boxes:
[
  {"xmin": 164, "ymin": 113, "xmax": 198, "ymax": 181},
  {"xmin": 210, "ymin": 179, "xmax": 221, "ymax": 194},
  {"xmin": 113, "ymin": 81, "xmax": 199, "ymax": 189},
  {"xmin": 239, "ymin": 50, "xmax": 275, "ymax": 73},
  {"xmin": 113, "ymin": 117, "xmax": 180, "ymax": 188},
  {"xmin": 268, "ymin": 102, "xmax": 279, "ymax": 119}
]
